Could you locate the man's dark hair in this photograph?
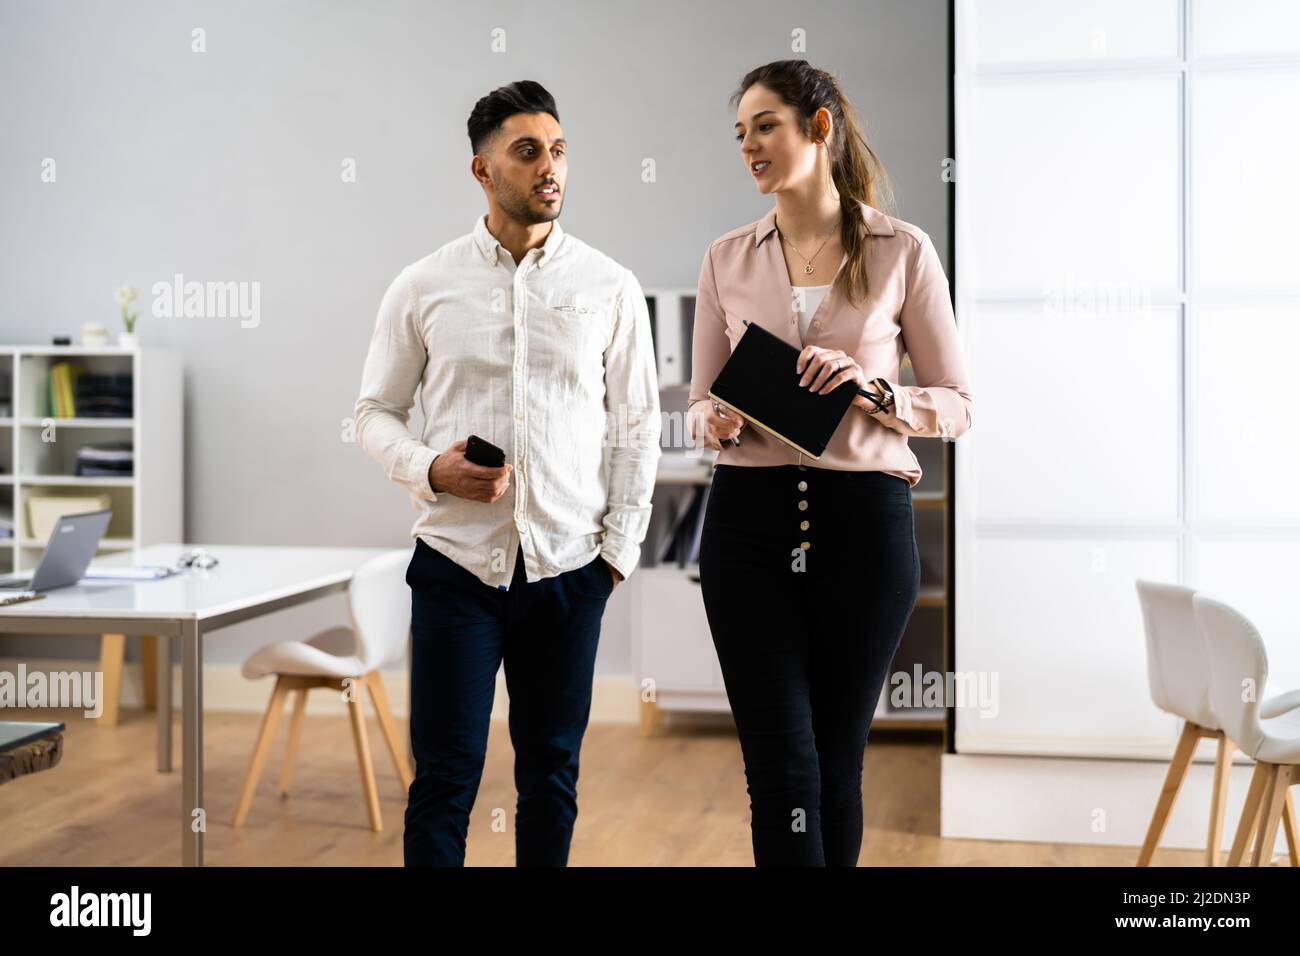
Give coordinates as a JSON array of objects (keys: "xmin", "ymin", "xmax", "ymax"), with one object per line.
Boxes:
[{"xmin": 467, "ymin": 81, "xmax": 560, "ymax": 155}]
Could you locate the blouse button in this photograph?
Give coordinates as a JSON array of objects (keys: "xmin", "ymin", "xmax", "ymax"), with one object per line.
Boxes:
[
  {"xmin": 797, "ymin": 480, "xmax": 808, "ymax": 491},
  {"xmin": 797, "ymin": 500, "xmax": 808, "ymax": 511}
]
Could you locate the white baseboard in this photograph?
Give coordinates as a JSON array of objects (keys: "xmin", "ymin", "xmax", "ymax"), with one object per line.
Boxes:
[
  {"xmin": 0, "ymin": 657, "xmax": 641, "ymax": 724},
  {"xmin": 942, "ymin": 751, "xmax": 1290, "ymax": 859}
]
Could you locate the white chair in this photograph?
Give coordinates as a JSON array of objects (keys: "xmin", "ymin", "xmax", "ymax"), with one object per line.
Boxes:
[
  {"xmin": 1194, "ymin": 592, "xmax": 1300, "ymax": 866},
  {"xmin": 1134, "ymin": 580, "xmax": 1299, "ymax": 865},
  {"xmin": 232, "ymin": 549, "xmax": 413, "ymax": 832}
]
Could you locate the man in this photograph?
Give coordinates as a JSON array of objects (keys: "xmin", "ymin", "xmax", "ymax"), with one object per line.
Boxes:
[{"xmin": 354, "ymin": 80, "xmax": 660, "ymax": 866}]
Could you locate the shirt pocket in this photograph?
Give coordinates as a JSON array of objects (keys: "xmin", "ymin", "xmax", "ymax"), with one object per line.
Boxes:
[
  {"xmin": 536, "ymin": 291, "xmax": 608, "ymax": 388},
  {"xmin": 544, "ymin": 291, "xmax": 600, "ymax": 315}
]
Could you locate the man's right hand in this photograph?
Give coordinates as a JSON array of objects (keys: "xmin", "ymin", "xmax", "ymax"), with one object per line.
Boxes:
[{"xmin": 428, "ymin": 439, "xmax": 513, "ymax": 502}]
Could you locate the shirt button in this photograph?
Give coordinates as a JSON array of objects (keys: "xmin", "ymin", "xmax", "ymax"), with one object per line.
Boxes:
[
  {"xmin": 797, "ymin": 480, "xmax": 807, "ymax": 491},
  {"xmin": 800, "ymin": 520, "xmax": 809, "ymax": 530},
  {"xmin": 798, "ymin": 500, "xmax": 808, "ymax": 511}
]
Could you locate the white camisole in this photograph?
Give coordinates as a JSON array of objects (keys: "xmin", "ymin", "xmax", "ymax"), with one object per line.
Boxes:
[{"xmin": 795, "ymin": 283, "xmax": 831, "ymax": 344}]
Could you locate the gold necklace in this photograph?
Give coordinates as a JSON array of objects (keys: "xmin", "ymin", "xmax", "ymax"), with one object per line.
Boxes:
[{"xmin": 777, "ymin": 218, "xmax": 841, "ymax": 275}]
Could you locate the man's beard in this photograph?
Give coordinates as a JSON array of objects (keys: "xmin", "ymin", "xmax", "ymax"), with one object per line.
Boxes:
[{"xmin": 496, "ymin": 174, "xmax": 562, "ymax": 225}]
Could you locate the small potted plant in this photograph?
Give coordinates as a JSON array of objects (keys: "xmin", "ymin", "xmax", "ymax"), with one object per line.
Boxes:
[{"xmin": 114, "ymin": 285, "xmax": 139, "ymax": 347}]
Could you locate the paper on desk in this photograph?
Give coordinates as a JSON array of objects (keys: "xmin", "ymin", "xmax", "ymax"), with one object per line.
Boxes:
[{"xmin": 82, "ymin": 565, "xmax": 179, "ymax": 580}]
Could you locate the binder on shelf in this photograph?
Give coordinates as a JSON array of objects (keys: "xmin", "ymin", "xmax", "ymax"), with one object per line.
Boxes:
[
  {"xmin": 43, "ymin": 366, "xmax": 135, "ymax": 420},
  {"xmin": 75, "ymin": 372, "xmax": 133, "ymax": 418},
  {"xmin": 48, "ymin": 362, "xmax": 84, "ymax": 418},
  {"xmin": 74, "ymin": 440, "xmax": 134, "ymax": 478}
]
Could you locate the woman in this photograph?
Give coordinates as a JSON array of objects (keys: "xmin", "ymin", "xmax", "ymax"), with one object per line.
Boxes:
[{"xmin": 688, "ymin": 59, "xmax": 974, "ymax": 866}]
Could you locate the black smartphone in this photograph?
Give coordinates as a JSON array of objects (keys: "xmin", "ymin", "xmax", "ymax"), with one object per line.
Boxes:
[{"xmin": 465, "ymin": 434, "xmax": 506, "ymax": 468}]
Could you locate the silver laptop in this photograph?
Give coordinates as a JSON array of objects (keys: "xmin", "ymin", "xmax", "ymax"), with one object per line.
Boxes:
[{"xmin": 0, "ymin": 509, "xmax": 113, "ymax": 592}]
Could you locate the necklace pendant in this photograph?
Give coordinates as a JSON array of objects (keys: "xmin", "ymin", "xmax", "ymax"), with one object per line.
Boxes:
[{"xmin": 803, "ymin": 263, "xmax": 814, "ymax": 275}]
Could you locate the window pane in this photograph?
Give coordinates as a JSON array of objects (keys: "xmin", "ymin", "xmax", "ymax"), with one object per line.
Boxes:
[
  {"xmin": 959, "ymin": 536, "xmax": 1179, "ymax": 754},
  {"xmin": 968, "ymin": 0, "xmax": 1179, "ymax": 63},
  {"xmin": 1191, "ymin": 304, "xmax": 1300, "ymax": 521},
  {"xmin": 1192, "ymin": 67, "xmax": 1300, "ymax": 294},
  {"xmin": 965, "ymin": 305, "xmax": 1181, "ymax": 523},
  {"xmin": 967, "ymin": 75, "xmax": 1181, "ymax": 295},
  {"xmin": 1196, "ymin": 0, "xmax": 1300, "ymax": 56}
]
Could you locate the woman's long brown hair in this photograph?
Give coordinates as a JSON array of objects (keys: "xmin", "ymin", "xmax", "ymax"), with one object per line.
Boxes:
[{"xmin": 731, "ymin": 60, "xmax": 896, "ymax": 308}]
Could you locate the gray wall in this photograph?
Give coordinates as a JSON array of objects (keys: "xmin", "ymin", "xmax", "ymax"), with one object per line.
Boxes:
[{"xmin": 0, "ymin": 0, "xmax": 951, "ymax": 671}]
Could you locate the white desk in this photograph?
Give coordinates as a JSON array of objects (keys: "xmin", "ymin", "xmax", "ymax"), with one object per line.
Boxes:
[{"xmin": 0, "ymin": 542, "xmax": 395, "ymax": 866}]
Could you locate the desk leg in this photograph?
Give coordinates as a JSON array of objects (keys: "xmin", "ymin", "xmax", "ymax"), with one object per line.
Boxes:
[
  {"xmin": 156, "ymin": 635, "xmax": 172, "ymax": 772},
  {"xmin": 181, "ymin": 618, "xmax": 204, "ymax": 867}
]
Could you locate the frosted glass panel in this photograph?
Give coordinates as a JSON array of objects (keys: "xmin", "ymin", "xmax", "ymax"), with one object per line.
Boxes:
[
  {"xmin": 969, "ymin": 0, "xmax": 1179, "ymax": 63},
  {"xmin": 1196, "ymin": 0, "xmax": 1300, "ymax": 55},
  {"xmin": 1191, "ymin": 304, "xmax": 1300, "ymax": 521},
  {"xmin": 1193, "ymin": 538, "xmax": 1300, "ymax": 691},
  {"xmin": 956, "ymin": 0, "xmax": 1300, "ymax": 762},
  {"xmin": 966, "ymin": 306, "xmax": 1180, "ymax": 523},
  {"xmin": 960, "ymin": 536, "xmax": 1180, "ymax": 753},
  {"xmin": 1192, "ymin": 67, "xmax": 1300, "ymax": 294},
  {"xmin": 968, "ymin": 75, "xmax": 1180, "ymax": 295}
]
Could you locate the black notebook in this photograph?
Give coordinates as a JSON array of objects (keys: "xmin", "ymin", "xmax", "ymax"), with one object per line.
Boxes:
[{"xmin": 707, "ymin": 320, "xmax": 859, "ymax": 459}]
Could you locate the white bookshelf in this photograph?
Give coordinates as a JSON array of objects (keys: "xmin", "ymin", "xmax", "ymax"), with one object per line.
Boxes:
[{"xmin": 0, "ymin": 345, "xmax": 182, "ymax": 573}]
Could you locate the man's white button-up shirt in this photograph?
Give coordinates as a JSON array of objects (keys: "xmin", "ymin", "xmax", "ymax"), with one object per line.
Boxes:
[{"xmin": 355, "ymin": 214, "xmax": 661, "ymax": 590}]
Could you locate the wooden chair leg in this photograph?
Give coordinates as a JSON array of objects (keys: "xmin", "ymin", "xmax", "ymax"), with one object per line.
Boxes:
[
  {"xmin": 365, "ymin": 672, "xmax": 413, "ymax": 792},
  {"xmin": 639, "ymin": 697, "xmax": 662, "ymax": 738},
  {"xmin": 1251, "ymin": 764, "xmax": 1292, "ymax": 866},
  {"xmin": 1206, "ymin": 735, "xmax": 1235, "ymax": 866},
  {"xmin": 97, "ymin": 633, "xmax": 126, "ymax": 727},
  {"xmin": 232, "ymin": 677, "xmax": 291, "ymax": 827},
  {"xmin": 278, "ymin": 689, "xmax": 309, "ymax": 797},
  {"xmin": 1228, "ymin": 762, "xmax": 1271, "ymax": 865},
  {"xmin": 1137, "ymin": 721, "xmax": 1200, "ymax": 865},
  {"xmin": 1284, "ymin": 788, "xmax": 1300, "ymax": 866},
  {"xmin": 140, "ymin": 635, "xmax": 159, "ymax": 711},
  {"xmin": 347, "ymin": 691, "xmax": 383, "ymax": 832}
]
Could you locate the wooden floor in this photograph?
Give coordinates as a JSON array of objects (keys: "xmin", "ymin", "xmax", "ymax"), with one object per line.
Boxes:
[{"xmin": 0, "ymin": 706, "xmax": 1236, "ymax": 866}]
